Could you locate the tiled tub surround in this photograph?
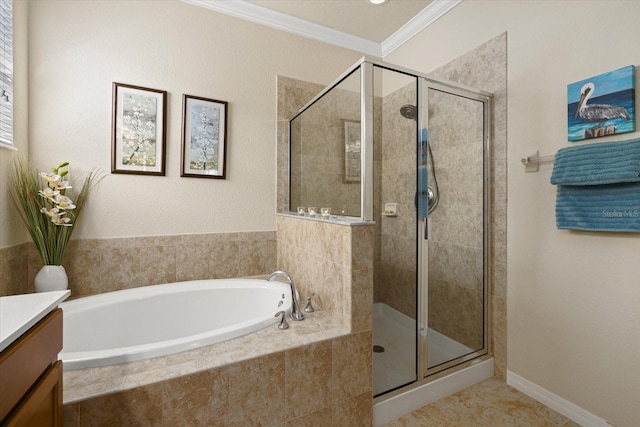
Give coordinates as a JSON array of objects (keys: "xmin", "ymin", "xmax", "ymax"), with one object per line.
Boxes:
[
  {"xmin": 0, "ymin": 231, "xmax": 276, "ymax": 297},
  {"xmin": 62, "ymin": 218, "xmax": 374, "ymax": 425},
  {"xmin": 276, "ymin": 214, "xmax": 374, "ymax": 333}
]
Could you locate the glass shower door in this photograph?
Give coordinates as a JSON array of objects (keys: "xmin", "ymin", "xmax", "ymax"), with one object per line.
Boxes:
[
  {"xmin": 372, "ymin": 66, "xmax": 418, "ymax": 396},
  {"xmin": 421, "ymin": 84, "xmax": 489, "ymax": 375}
]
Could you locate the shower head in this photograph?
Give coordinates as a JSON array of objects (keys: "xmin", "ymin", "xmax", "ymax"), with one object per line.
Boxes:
[{"xmin": 400, "ymin": 104, "xmax": 417, "ymax": 120}]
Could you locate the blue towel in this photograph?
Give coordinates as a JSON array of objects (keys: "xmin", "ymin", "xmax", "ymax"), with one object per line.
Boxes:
[
  {"xmin": 556, "ymin": 182, "xmax": 640, "ymax": 232},
  {"xmin": 550, "ymin": 139, "xmax": 640, "ymax": 186},
  {"xmin": 418, "ymin": 166, "xmax": 428, "ymax": 219},
  {"xmin": 417, "ymin": 128, "xmax": 429, "ymax": 219}
]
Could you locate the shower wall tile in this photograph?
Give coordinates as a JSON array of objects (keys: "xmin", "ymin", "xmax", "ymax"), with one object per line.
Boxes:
[
  {"xmin": 428, "ymin": 279, "xmax": 484, "ymax": 350},
  {"xmin": 0, "ymin": 231, "xmax": 277, "ymax": 297},
  {"xmin": 277, "ymin": 76, "xmax": 330, "ymax": 214},
  {"xmin": 428, "ymin": 32, "xmax": 508, "ymax": 379},
  {"xmin": 377, "ymin": 84, "xmax": 418, "ymax": 319}
]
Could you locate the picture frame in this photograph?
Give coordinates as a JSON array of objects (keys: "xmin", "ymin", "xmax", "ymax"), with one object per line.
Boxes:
[
  {"xmin": 181, "ymin": 94, "xmax": 227, "ymax": 179},
  {"xmin": 343, "ymin": 119, "xmax": 361, "ymax": 183},
  {"xmin": 111, "ymin": 82, "xmax": 167, "ymax": 175},
  {"xmin": 568, "ymin": 65, "xmax": 635, "ymax": 141}
]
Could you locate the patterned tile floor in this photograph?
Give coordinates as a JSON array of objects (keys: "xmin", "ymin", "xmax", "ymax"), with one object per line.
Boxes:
[{"xmin": 381, "ymin": 378, "xmax": 582, "ymax": 426}]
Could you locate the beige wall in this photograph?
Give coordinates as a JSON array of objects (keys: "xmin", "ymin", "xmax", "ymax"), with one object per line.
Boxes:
[
  {"xmin": 387, "ymin": 1, "xmax": 640, "ymax": 425},
  {"xmin": 0, "ymin": 0, "xmax": 361, "ymax": 247}
]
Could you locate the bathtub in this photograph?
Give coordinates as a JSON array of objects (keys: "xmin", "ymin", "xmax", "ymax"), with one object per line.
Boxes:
[{"xmin": 59, "ymin": 278, "xmax": 293, "ymax": 370}]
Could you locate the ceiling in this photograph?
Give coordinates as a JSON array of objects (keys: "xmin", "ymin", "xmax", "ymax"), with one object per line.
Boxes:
[
  {"xmin": 247, "ymin": 0, "xmax": 433, "ymax": 43},
  {"xmin": 184, "ymin": 0, "xmax": 462, "ymax": 57}
]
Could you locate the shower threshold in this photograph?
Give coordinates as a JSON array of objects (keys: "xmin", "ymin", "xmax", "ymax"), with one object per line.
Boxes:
[{"xmin": 373, "ymin": 303, "xmax": 493, "ymax": 425}]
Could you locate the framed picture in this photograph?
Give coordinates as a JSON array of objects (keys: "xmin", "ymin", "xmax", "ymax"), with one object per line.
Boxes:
[
  {"xmin": 112, "ymin": 83, "xmax": 167, "ymax": 175},
  {"xmin": 343, "ymin": 120, "xmax": 361, "ymax": 183},
  {"xmin": 568, "ymin": 65, "xmax": 635, "ymax": 141},
  {"xmin": 181, "ymin": 95, "xmax": 227, "ymax": 179}
]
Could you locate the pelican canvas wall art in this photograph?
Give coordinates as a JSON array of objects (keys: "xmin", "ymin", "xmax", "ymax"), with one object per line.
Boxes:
[{"xmin": 568, "ymin": 65, "xmax": 635, "ymax": 141}]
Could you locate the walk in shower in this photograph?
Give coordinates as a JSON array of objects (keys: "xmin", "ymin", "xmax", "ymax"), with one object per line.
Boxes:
[{"xmin": 289, "ymin": 57, "xmax": 491, "ymax": 404}]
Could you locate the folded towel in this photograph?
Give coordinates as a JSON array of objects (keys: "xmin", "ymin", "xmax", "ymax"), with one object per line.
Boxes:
[
  {"xmin": 556, "ymin": 182, "xmax": 640, "ymax": 232},
  {"xmin": 550, "ymin": 139, "xmax": 640, "ymax": 186}
]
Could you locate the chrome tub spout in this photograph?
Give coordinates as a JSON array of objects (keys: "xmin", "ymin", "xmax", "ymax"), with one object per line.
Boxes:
[{"xmin": 267, "ymin": 270, "xmax": 304, "ymax": 321}]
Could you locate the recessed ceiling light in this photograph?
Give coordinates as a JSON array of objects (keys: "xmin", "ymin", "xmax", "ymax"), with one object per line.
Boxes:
[{"xmin": 369, "ymin": 0, "xmax": 388, "ymax": 5}]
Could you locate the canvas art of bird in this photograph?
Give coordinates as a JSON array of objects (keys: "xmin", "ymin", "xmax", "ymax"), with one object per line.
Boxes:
[{"xmin": 574, "ymin": 82, "xmax": 630, "ymax": 125}]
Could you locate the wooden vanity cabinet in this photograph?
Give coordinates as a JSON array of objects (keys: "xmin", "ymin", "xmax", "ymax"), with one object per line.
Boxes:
[{"xmin": 0, "ymin": 308, "xmax": 63, "ymax": 427}]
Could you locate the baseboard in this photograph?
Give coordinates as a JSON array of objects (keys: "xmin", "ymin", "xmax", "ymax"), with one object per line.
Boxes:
[{"xmin": 506, "ymin": 370, "xmax": 611, "ymax": 427}]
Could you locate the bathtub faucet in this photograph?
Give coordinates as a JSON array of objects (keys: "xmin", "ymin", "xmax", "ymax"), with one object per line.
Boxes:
[{"xmin": 267, "ymin": 270, "xmax": 304, "ymax": 321}]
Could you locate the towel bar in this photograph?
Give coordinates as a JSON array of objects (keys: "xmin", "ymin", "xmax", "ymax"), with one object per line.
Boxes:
[{"xmin": 521, "ymin": 151, "xmax": 555, "ymax": 172}]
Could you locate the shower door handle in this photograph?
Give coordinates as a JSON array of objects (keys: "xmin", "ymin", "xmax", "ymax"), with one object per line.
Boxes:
[{"xmin": 423, "ymin": 217, "xmax": 428, "ymax": 240}]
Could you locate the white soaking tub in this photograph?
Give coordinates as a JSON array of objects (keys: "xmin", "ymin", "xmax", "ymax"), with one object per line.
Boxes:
[{"xmin": 59, "ymin": 278, "xmax": 293, "ymax": 370}]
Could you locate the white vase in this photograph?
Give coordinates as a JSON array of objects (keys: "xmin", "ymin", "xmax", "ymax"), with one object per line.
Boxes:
[{"xmin": 34, "ymin": 265, "xmax": 69, "ymax": 293}]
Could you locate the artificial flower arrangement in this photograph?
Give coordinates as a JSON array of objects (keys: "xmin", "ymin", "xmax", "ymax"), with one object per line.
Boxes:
[{"xmin": 9, "ymin": 160, "xmax": 100, "ymax": 266}]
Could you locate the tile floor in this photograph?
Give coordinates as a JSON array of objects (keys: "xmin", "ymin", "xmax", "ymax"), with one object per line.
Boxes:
[{"xmin": 381, "ymin": 377, "xmax": 581, "ymax": 426}]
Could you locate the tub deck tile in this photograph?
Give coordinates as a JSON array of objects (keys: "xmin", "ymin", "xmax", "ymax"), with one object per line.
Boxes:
[{"xmin": 63, "ymin": 309, "xmax": 349, "ymax": 404}]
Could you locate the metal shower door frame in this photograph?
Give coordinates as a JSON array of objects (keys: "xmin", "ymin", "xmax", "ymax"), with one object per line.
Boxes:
[{"xmin": 417, "ymin": 78, "xmax": 492, "ymax": 380}]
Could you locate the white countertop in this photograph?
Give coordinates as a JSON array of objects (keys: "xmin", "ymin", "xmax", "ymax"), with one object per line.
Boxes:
[{"xmin": 0, "ymin": 290, "xmax": 71, "ymax": 352}]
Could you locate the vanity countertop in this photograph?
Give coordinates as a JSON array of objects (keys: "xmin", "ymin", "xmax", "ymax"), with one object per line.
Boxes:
[{"xmin": 0, "ymin": 290, "xmax": 70, "ymax": 352}]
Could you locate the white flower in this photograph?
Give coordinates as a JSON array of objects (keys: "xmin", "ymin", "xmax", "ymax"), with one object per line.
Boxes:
[
  {"xmin": 51, "ymin": 215, "xmax": 72, "ymax": 226},
  {"xmin": 54, "ymin": 195, "xmax": 76, "ymax": 210},
  {"xmin": 52, "ymin": 180, "xmax": 72, "ymax": 191},
  {"xmin": 40, "ymin": 172, "xmax": 61, "ymax": 183},
  {"xmin": 39, "ymin": 187, "xmax": 60, "ymax": 200},
  {"xmin": 40, "ymin": 207, "xmax": 60, "ymax": 217}
]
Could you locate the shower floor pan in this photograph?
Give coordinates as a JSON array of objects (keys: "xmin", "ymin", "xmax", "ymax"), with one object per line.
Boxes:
[{"xmin": 373, "ymin": 302, "xmax": 474, "ymax": 395}]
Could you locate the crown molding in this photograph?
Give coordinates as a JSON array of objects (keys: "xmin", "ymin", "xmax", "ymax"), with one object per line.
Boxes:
[
  {"xmin": 182, "ymin": 0, "xmax": 382, "ymax": 57},
  {"xmin": 381, "ymin": 0, "xmax": 463, "ymax": 57},
  {"xmin": 182, "ymin": 0, "xmax": 462, "ymax": 59}
]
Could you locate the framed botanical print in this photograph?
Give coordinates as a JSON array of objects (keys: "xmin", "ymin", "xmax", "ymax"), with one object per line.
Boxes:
[
  {"xmin": 181, "ymin": 95, "xmax": 227, "ymax": 179},
  {"xmin": 111, "ymin": 83, "xmax": 167, "ymax": 175}
]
